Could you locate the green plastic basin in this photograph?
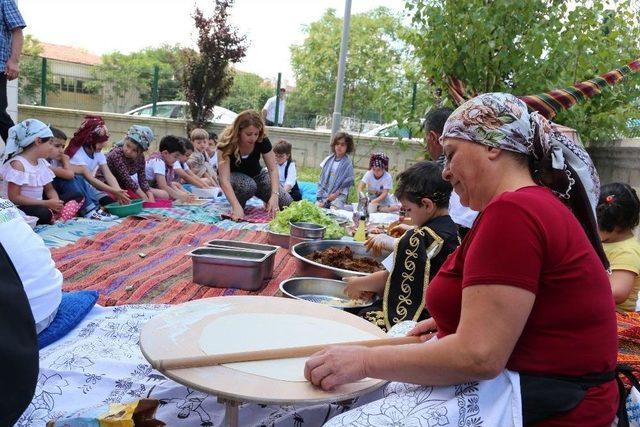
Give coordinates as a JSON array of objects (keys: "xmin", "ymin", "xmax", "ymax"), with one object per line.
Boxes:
[{"xmin": 104, "ymin": 199, "xmax": 143, "ymax": 217}]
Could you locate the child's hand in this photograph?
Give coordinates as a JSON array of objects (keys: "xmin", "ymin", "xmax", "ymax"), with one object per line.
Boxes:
[
  {"xmin": 389, "ymin": 223, "xmax": 413, "ymax": 238},
  {"xmin": 146, "ymin": 192, "xmax": 156, "ymax": 203},
  {"xmin": 115, "ymin": 190, "xmax": 131, "ymax": 205},
  {"xmin": 365, "ymin": 233, "xmax": 395, "ymax": 257},
  {"xmin": 46, "ymin": 199, "xmax": 64, "ymax": 212},
  {"xmin": 343, "ymin": 277, "xmax": 370, "ymax": 300}
]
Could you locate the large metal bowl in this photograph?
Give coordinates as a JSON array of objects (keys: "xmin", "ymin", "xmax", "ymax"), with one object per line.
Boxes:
[
  {"xmin": 279, "ymin": 277, "xmax": 376, "ymax": 313},
  {"xmin": 291, "ymin": 240, "xmax": 391, "ymax": 279}
]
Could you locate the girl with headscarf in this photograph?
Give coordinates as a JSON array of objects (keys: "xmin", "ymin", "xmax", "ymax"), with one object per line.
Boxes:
[
  {"xmin": 306, "ymin": 93, "xmax": 618, "ymax": 426},
  {"xmin": 106, "ymin": 125, "xmax": 156, "ymax": 202},
  {"xmin": 357, "ymin": 152, "xmax": 395, "ymax": 212},
  {"xmin": 0, "ymin": 119, "xmax": 62, "ymax": 224},
  {"xmin": 55, "ymin": 116, "xmax": 131, "ymax": 220}
]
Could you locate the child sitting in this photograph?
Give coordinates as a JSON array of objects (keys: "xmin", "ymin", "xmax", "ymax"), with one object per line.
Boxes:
[
  {"xmin": 47, "ymin": 126, "xmax": 84, "ymax": 213},
  {"xmin": 316, "ymin": 131, "xmax": 355, "ymax": 209},
  {"xmin": 63, "ymin": 116, "xmax": 129, "ymax": 220},
  {"xmin": 106, "ymin": 125, "xmax": 155, "ymax": 202},
  {"xmin": 187, "ymin": 128, "xmax": 218, "ymax": 186},
  {"xmin": 207, "ymin": 131, "xmax": 218, "ymax": 171},
  {"xmin": 175, "ymin": 138, "xmax": 213, "ymax": 190},
  {"xmin": 597, "ymin": 182, "xmax": 640, "ymax": 312},
  {"xmin": 0, "ymin": 119, "xmax": 63, "ymax": 224},
  {"xmin": 344, "ymin": 161, "xmax": 460, "ymax": 330},
  {"xmin": 145, "ymin": 135, "xmax": 195, "ymax": 202},
  {"xmin": 357, "ymin": 152, "xmax": 394, "ymax": 212},
  {"xmin": 273, "ymin": 139, "xmax": 302, "ymax": 201}
]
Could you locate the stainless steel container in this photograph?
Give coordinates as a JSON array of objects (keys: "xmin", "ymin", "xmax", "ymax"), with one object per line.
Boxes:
[
  {"xmin": 266, "ymin": 230, "xmax": 290, "ymax": 248},
  {"xmin": 279, "ymin": 276, "xmax": 376, "ymax": 313},
  {"xmin": 205, "ymin": 239, "xmax": 279, "ymax": 280},
  {"xmin": 290, "ymin": 240, "xmax": 391, "ymax": 279},
  {"xmin": 289, "ymin": 222, "xmax": 326, "ymax": 239},
  {"xmin": 187, "ymin": 247, "xmax": 269, "ymax": 290},
  {"xmin": 288, "ymin": 235, "xmax": 316, "ymax": 254}
]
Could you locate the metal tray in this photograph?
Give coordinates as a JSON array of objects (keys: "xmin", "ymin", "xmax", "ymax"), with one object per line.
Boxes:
[
  {"xmin": 290, "ymin": 240, "xmax": 391, "ymax": 279},
  {"xmin": 266, "ymin": 230, "xmax": 290, "ymax": 248},
  {"xmin": 187, "ymin": 247, "xmax": 268, "ymax": 290},
  {"xmin": 205, "ymin": 239, "xmax": 278, "ymax": 279},
  {"xmin": 279, "ymin": 277, "xmax": 376, "ymax": 313}
]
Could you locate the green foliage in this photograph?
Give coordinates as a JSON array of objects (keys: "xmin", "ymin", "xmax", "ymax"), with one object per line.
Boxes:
[
  {"xmin": 404, "ymin": 0, "xmax": 640, "ymax": 145},
  {"xmin": 180, "ymin": 0, "xmax": 247, "ymax": 127},
  {"xmin": 18, "ymin": 36, "xmax": 58, "ymax": 105},
  {"xmin": 88, "ymin": 45, "xmax": 184, "ymax": 112},
  {"xmin": 289, "ymin": 7, "xmax": 429, "ymax": 130},
  {"xmin": 219, "ymin": 70, "xmax": 272, "ymax": 113}
]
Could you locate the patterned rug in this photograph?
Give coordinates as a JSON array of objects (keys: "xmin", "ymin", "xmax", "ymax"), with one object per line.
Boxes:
[
  {"xmin": 221, "ymin": 206, "xmax": 273, "ymax": 223},
  {"xmin": 52, "ymin": 217, "xmax": 297, "ymax": 306},
  {"xmin": 617, "ymin": 312, "xmax": 640, "ymax": 374},
  {"xmin": 36, "ymin": 218, "xmax": 121, "ymax": 248}
]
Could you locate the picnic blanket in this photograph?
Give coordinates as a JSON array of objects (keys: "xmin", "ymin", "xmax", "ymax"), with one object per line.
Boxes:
[
  {"xmin": 221, "ymin": 206, "xmax": 273, "ymax": 223},
  {"xmin": 18, "ymin": 304, "xmax": 378, "ymax": 427},
  {"xmin": 52, "ymin": 217, "xmax": 297, "ymax": 306},
  {"xmin": 36, "ymin": 217, "xmax": 120, "ymax": 248},
  {"xmin": 618, "ymin": 312, "xmax": 640, "ymax": 375}
]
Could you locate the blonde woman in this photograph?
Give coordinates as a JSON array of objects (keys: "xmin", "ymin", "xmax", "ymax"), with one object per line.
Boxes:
[{"xmin": 217, "ymin": 110, "xmax": 292, "ymax": 220}]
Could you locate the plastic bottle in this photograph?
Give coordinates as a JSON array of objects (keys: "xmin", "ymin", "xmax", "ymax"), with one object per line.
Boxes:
[{"xmin": 354, "ymin": 214, "xmax": 367, "ymax": 242}]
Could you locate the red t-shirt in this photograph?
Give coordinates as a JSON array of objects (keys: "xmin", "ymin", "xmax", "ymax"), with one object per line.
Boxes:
[{"xmin": 427, "ymin": 186, "xmax": 618, "ymax": 426}]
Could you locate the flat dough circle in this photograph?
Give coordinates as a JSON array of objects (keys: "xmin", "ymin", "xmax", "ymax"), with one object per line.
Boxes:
[{"xmin": 199, "ymin": 313, "xmax": 379, "ymax": 381}]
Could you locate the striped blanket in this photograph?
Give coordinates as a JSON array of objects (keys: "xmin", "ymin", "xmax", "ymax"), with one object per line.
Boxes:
[{"xmin": 52, "ymin": 217, "xmax": 296, "ymax": 306}]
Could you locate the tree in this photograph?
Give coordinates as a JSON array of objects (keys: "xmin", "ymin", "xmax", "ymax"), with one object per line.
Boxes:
[
  {"xmin": 18, "ymin": 35, "xmax": 58, "ymax": 105},
  {"xmin": 404, "ymin": 0, "xmax": 640, "ymax": 145},
  {"xmin": 289, "ymin": 7, "xmax": 427, "ymax": 131},
  {"xmin": 88, "ymin": 46, "xmax": 184, "ymax": 113},
  {"xmin": 180, "ymin": 0, "xmax": 247, "ymax": 127},
  {"xmin": 219, "ymin": 69, "xmax": 272, "ymax": 113}
]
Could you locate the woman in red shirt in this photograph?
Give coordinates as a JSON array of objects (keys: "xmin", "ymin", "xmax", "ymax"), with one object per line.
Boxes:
[{"xmin": 306, "ymin": 93, "xmax": 618, "ymax": 426}]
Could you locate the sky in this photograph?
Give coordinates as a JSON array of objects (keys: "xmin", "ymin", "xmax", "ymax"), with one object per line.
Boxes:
[{"xmin": 18, "ymin": 0, "xmax": 408, "ymax": 86}]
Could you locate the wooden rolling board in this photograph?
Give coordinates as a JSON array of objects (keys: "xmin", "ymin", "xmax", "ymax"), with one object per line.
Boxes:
[{"xmin": 139, "ymin": 295, "xmax": 388, "ymax": 405}]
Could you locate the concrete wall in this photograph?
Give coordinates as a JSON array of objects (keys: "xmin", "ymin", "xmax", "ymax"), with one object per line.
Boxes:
[
  {"xmin": 18, "ymin": 104, "xmax": 427, "ymax": 172},
  {"xmin": 588, "ymin": 140, "xmax": 640, "ymax": 189}
]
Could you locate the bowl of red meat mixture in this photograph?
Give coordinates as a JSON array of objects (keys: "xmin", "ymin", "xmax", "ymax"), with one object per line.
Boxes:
[{"xmin": 290, "ymin": 240, "xmax": 390, "ymax": 279}]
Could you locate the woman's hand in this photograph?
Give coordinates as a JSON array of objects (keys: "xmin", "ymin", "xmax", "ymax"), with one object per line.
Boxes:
[
  {"xmin": 231, "ymin": 205, "xmax": 245, "ymax": 221},
  {"xmin": 407, "ymin": 317, "xmax": 438, "ymax": 342},
  {"xmin": 304, "ymin": 345, "xmax": 368, "ymax": 391},
  {"xmin": 265, "ymin": 194, "xmax": 279, "ymax": 217},
  {"xmin": 114, "ymin": 189, "xmax": 131, "ymax": 205},
  {"xmin": 45, "ymin": 198, "xmax": 64, "ymax": 212},
  {"xmin": 145, "ymin": 191, "xmax": 156, "ymax": 203}
]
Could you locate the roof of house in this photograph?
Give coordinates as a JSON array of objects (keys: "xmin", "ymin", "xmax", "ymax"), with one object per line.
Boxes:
[{"xmin": 39, "ymin": 42, "xmax": 102, "ymax": 66}]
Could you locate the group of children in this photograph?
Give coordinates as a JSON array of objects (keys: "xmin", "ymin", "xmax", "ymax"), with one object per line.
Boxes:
[{"xmin": 0, "ymin": 116, "xmax": 226, "ymax": 225}]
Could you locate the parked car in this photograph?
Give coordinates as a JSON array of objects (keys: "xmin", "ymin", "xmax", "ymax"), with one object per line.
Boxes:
[
  {"xmin": 124, "ymin": 101, "xmax": 238, "ymax": 124},
  {"xmin": 364, "ymin": 120, "xmax": 424, "ymax": 142}
]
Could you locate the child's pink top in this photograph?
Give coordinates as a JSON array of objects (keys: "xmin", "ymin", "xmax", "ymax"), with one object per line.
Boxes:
[{"xmin": 1, "ymin": 155, "xmax": 55, "ymax": 200}]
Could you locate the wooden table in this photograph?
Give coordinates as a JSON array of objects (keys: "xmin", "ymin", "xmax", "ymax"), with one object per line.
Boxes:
[{"xmin": 139, "ymin": 296, "xmax": 388, "ymax": 427}]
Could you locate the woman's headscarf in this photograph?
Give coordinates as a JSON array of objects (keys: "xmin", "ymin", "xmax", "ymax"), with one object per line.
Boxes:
[
  {"xmin": 115, "ymin": 125, "xmax": 154, "ymax": 152},
  {"xmin": 1, "ymin": 119, "xmax": 53, "ymax": 163},
  {"xmin": 64, "ymin": 115, "xmax": 109, "ymax": 158},
  {"xmin": 369, "ymin": 152, "xmax": 389, "ymax": 171},
  {"xmin": 441, "ymin": 92, "xmax": 607, "ymax": 268}
]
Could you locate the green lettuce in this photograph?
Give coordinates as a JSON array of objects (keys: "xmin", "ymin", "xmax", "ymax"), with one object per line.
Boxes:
[{"xmin": 268, "ymin": 200, "xmax": 346, "ymax": 239}]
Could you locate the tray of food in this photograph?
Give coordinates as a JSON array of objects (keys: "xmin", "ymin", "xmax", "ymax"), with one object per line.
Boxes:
[
  {"xmin": 279, "ymin": 277, "xmax": 376, "ymax": 313},
  {"xmin": 187, "ymin": 247, "xmax": 269, "ymax": 290},
  {"xmin": 290, "ymin": 240, "xmax": 390, "ymax": 279},
  {"xmin": 205, "ymin": 239, "xmax": 278, "ymax": 279}
]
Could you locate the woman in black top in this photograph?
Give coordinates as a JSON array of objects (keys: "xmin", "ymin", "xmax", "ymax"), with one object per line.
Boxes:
[{"xmin": 217, "ymin": 110, "xmax": 293, "ymax": 220}]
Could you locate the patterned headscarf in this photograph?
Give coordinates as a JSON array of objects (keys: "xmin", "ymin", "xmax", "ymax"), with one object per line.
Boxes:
[
  {"xmin": 369, "ymin": 152, "xmax": 389, "ymax": 171},
  {"xmin": 116, "ymin": 125, "xmax": 154, "ymax": 151},
  {"xmin": 441, "ymin": 92, "xmax": 608, "ymax": 268},
  {"xmin": 64, "ymin": 115, "xmax": 109, "ymax": 158},
  {"xmin": 1, "ymin": 119, "xmax": 53, "ymax": 163}
]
